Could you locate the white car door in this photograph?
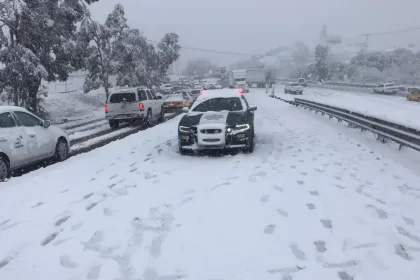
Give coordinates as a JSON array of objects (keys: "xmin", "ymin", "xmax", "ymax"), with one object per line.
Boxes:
[
  {"xmin": 12, "ymin": 111, "xmax": 54, "ymax": 161},
  {"xmin": 145, "ymin": 90, "xmax": 156, "ymax": 117},
  {"xmin": 0, "ymin": 112, "xmax": 30, "ymax": 168}
]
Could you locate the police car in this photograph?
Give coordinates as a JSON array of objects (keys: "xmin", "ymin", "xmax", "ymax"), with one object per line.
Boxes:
[{"xmin": 178, "ymin": 89, "xmax": 257, "ymax": 154}]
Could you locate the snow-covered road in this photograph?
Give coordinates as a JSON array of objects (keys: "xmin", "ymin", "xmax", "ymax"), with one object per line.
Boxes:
[
  {"xmin": 1, "ymin": 91, "xmax": 420, "ymax": 280},
  {"xmin": 277, "ymin": 84, "xmax": 420, "ymax": 130}
]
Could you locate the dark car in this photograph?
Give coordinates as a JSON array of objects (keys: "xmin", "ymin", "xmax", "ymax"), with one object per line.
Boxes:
[{"xmin": 178, "ymin": 91, "xmax": 257, "ymax": 154}]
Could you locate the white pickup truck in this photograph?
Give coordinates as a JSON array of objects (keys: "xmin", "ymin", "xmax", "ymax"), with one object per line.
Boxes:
[{"xmin": 373, "ymin": 83, "xmax": 400, "ymax": 94}]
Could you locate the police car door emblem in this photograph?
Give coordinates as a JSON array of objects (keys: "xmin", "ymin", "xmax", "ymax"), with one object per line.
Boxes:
[{"xmin": 204, "ymin": 114, "xmax": 223, "ymax": 121}]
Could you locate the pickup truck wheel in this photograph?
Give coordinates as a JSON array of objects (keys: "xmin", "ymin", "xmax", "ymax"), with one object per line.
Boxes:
[
  {"xmin": 109, "ymin": 120, "xmax": 119, "ymax": 129},
  {"xmin": 0, "ymin": 156, "xmax": 10, "ymax": 182},
  {"xmin": 158, "ymin": 106, "xmax": 164, "ymax": 123},
  {"xmin": 145, "ymin": 109, "xmax": 152, "ymax": 127}
]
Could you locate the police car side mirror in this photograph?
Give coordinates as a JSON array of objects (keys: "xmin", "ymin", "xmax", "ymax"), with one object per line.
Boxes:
[{"xmin": 248, "ymin": 106, "xmax": 257, "ymax": 112}]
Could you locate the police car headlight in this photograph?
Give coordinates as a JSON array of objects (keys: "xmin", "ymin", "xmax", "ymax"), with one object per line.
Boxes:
[
  {"xmin": 179, "ymin": 126, "xmax": 190, "ymax": 133},
  {"xmin": 226, "ymin": 127, "xmax": 233, "ymax": 133},
  {"xmin": 234, "ymin": 124, "xmax": 250, "ymax": 133}
]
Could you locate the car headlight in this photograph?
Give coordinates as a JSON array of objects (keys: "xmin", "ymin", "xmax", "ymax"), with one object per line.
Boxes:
[
  {"xmin": 179, "ymin": 126, "xmax": 190, "ymax": 133},
  {"xmin": 233, "ymin": 124, "xmax": 250, "ymax": 133}
]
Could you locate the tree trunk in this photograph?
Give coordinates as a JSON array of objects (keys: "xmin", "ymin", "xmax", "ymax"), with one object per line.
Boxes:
[{"xmin": 27, "ymin": 78, "xmax": 42, "ymax": 113}]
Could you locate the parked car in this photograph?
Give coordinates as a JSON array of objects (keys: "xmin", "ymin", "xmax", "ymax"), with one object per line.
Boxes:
[
  {"xmin": 105, "ymin": 87, "xmax": 164, "ymax": 129},
  {"xmin": 164, "ymin": 93, "xmax": 192, "ymax": 112},
  {"xmin": 284, "ymin": 82, "xmax": 303, "ymax": 95},
  {"xmin": 178, "ymin": 90, "xmax": 257, "ymax": 154},
  {"xmin": 0, "ymin": 106, "xmax": 70, "ymax": 181},
  {"xmin": 407, "ymin": 88, "xmax": 420, "ymax": 102},
  {"xmin": 160, "ymin": 84, "xmax": 172, "ymax": 93},
  {"xmin": 188, "ymin": 89, "xmax": 202, "ymax": 101},
  {"xmin": 373, "ymin": 83, "xmax": 399, "ymax": 94}
]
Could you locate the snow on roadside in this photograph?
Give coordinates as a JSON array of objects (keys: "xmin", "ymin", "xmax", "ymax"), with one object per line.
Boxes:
[
  {"xmin": 1, "ymin": 91, "xmax": 420, "ymax": 280},
  {"xmin": 69, "ymin": 123, "xmax": 110, "ymax": 142},
  {"xmin": 66, "ymin": 120, "xmax": 108, "ymax": 136},
  {"xmin": 288, "ymin": 86, "xmax": 420, "ymax": 130},
  {"xmin": 70, "ymin": 127, "xmax": 136, "ymax": 150}
]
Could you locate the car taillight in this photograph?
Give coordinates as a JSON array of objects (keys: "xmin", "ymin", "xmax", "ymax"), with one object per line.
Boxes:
[
  {"xmin": 139, "ymin": 103, "xmax": 145, "ymax": 111},
  {"xmin": 104, "ymin": 104, "xmax": 108, "ymax": 113},
  {"xmin": 200, "ymin": 90, "xmax": 205, "ymax": 95}
]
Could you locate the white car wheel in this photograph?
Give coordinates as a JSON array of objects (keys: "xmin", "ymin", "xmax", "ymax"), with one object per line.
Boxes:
[
  {"xmin": 0, "ymin": 157, "xmax": 9, "ymax": 182},
  {"xmin": 55, "ymin": 139, "xmax": 69, "ymax": 162}
]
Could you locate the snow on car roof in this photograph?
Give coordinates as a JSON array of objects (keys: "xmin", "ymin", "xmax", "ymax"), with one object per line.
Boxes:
[
  {"xmin": 0, "ymin": 105, "xmax": 28, "ymax": 114},
  {"xmin": 189, "ymin": 89, "xmax": 246, "ymax": 112},
  {"xmin": 165, "ymin": 94, "xmax": 184, "ymax": 101}
]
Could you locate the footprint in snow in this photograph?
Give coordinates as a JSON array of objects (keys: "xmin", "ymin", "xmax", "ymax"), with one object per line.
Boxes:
[
  {"xmin": 86, "ymin": 202, "xmax": 99, "ymax": 211},
  {"xmin": 338, "ymin": 271, "xmax": 354, "ymax": 280},
  {"xmin": 309, "ymin": 191, "xmax": 319, "ymax": 196},
  {"xmin": 314, "ymin": 241, "xmax": 327, "ymax": 252},
  {"xmin": 289, "ymin": 243, "xmax": 306, "ymax": 260},
  {"xmin": 41, "ymin": 231, "xmax": 61, "ymax": 246},
  {"xmin": 297, "ymin": 180, "xmax": 304, "ymax": 186},
  {"xmin": 0, "ymin": 256, "xmax": 13, "ymax": 269},
  {"xmin": 395, "ymin": 244, "xmax": 412, "ymax": 261},
  {"xmin": 60, "ymin": 255, "xmax": 78, "ymax": 268},
  {"xmin": 320, "ymin": 219, "xmax": 332, "ymax": 229},
  {"xmin": 31, "ymin": 202, "xmax": 44, "ymax": 208},
  {"xmin": 273, "ymin": 185, "xmax": 283, "ymax": 192},
  {"xmin": 402, "ymin": 216, "xmax": 415, "ymax": 226},
  {"xmin": 264, "ymin": 224, "xmax": 276, "ymax": 234},
  {"xmin": 109, "ymin": 175, "xmax": 117, "ymax": 180},
  {"xmin": 103, "ymin": 208, "xmax": 112, "ymax": 216},
  {"xmin": 301, "ymin": 172, "xmax": 308, "ymax": 176},
  {"xmin": 276, "ymin": 209, "xmax": 288, "ymax": 217},
  {"xmin": 260, "ymin": 195, "xmax": 269, "ymax": 203},
  {"xmin": 60, "ymin": 189, "xmax": 70, "ymax": 194},
  {"xmin": 87, "ymin": 265, "xmax": 101, "ymax": 279},
  {"xmin": 55, "ymin": 216, "xmax": 71, "ymax": 226},
  {"xmin": 306, "ymin": 203, "xmax": 316, "ymax": 210},
  {"xmin": 365, "ymin": 204, "xmax": 388, "ymax": 219},
  {"xmin": 84, "ymin": 193, "xmax": 94, "ymax": 200}
]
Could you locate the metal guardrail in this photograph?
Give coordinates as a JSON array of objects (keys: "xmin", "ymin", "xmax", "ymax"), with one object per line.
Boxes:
[{"xmin": 270, "ymin": 95, "xmax": 420, "ymax": 152}]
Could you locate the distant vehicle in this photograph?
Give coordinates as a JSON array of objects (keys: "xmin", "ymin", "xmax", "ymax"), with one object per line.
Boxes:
[
  {"xmin": 0, "ymin": 106, "xmax": 70, "ymax": 181},
  {"xmin": 373, "ymin": 83, "xmax": 399, "ymax": 94},
  {"xmin": 178, "ymin": 90, "xmax": 257, "ymax": 154},
  {"xmin": 297, "ymin": 78, "xmax": 307, "ymax": 87},
  {"xmin": 188, "ymin": 89, "xmax": 202, "ymax": 101},
  {"xmin": 161, "ymin": 84, "xmax": 172, "ymax": 93},
  {"xmin": 105, "ymin": 87, "xmax": 164, "ymax": 129},
  {"xmin": 284, "ymin": 82, "xmax": 303, "ymax": 95},
  {"xmin": 164, "ymin": 92, "xmax": 193, "ymax": 112},
  {"xmin": 246, "ymin": 69, "xmax": 266, "ymax": 88},
  {"xmin": 211, "ymin": 83, "xmax": 223, "ymax": 89},
  {"xmin": 237, "ymin": 83, "xmax": 249, "ymax": 93},
  {"xmin": 407, "ymin": 88, "xmax": 420, "ymax": 102},
  {"xmin": 229, "ymin": 70, "xmax": 247, "ymax": 88}
]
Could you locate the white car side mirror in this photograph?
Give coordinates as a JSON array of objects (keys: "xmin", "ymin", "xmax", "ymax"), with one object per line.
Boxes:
[
  {"xmin": 182, "ymin": 107, "xmax": 189, "ymax": 113},
  {"xmin": 43, "ymin": 120, "xmax": 51, "ymax": 128}
]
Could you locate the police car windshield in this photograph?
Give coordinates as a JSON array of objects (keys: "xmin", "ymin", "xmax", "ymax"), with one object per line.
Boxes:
[{"xmin": 192, "ymin": 97, "xmax": 243, "ymax": 112}]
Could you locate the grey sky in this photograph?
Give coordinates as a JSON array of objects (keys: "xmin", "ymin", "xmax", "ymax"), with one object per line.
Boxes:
[{"xmin": 90, "ymin": 0, "xmax": 420, "ymax": 69}]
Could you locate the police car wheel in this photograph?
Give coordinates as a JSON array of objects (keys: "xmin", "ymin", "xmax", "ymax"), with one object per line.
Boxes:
[{"xmin": 0, "ymin": 157, "xmax": 10, "ymax": 182}]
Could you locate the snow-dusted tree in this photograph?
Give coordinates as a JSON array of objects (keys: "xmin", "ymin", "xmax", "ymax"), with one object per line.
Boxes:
[
  {"xmin": 157, "ymin": 33, "xmax": 181, "ymax": 78},
  {"xmin": 314, "ymin": 44, "xmax": 329, "ymax": 82},
  {"xmin": 79, "ymin": 3, "xmax": 128, "ymax": 98},
  {"xmin": 0, "ymin": 0, "xmax": 96, "ymax": 113}
]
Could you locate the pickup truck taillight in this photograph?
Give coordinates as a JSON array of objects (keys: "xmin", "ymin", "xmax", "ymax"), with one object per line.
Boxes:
[
  {"xmin": 104, "ymin": 105, "xmax": 108, "ymax": 113},
  {"xmin": 139, "ymin": 103, "xmax": 145, "ymax": 111}
]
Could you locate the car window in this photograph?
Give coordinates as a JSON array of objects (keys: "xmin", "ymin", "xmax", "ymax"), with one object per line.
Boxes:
[
  {"xmin": 192, "ymin": 98, "xmax": 243, "ymax": 112},
  {"xmin": 149, "ymin": 90, "xmax": 157, "ymax": 99},
  {"xmin": 138, "ymin": 89, "xmax": 148, "ymax": 101},
  {"xmin": 109, "ymin": 92, "xmax": 136, "ymax": 103},
  {"xmin": 146, "ymin": 91, "xmax": 153, "ymax": 100},
  {"xmin": 13, "ymin": 111, "xmax": 42, "ymax": 127},
  {"xmin": 0, "ymin": 112, "xmax": 16, "ymax": 128}
]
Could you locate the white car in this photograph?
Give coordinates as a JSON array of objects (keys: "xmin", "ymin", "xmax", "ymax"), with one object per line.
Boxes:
[
  {"xmin": 0, "ymin": 106, "xmax": 70, "ymax": 181},
  {"xmin": 161, "ymin": 84, "xmax": 172, "ymax": 93},
  {"xmin": 373, "ymin": 83, "xmax": 399, "ymax": 94},
  {"xmin": 236, "ymin": 83, "xmax": 249, "ymax": 93},
  {"xmin": 105, "ymin": 87, "xmax": 164, "ymax": 129},
  {"xmin": 284, "ymin": 82, "xmax": 303, "ymax": 94}
]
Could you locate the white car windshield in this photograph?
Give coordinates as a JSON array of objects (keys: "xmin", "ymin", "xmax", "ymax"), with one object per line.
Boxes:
[{"xmin": 192, "ymin": 97, "xmax": 243, "ymax": 112}]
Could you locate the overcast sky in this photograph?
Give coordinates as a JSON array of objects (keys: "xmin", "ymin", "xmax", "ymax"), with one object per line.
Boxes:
[{"xmin": 90, "ymin": 0, "xmax": 420, "ymax": 70}]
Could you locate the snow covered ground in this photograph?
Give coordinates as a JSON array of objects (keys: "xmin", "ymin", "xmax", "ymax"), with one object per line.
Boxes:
[
  {"xmin": 276, "ymin": 84, "xmax": 420, "ymax": 130},
  {"xmin": 1, "ymin": 90, "xmax": 420, "ymax": 280}
]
